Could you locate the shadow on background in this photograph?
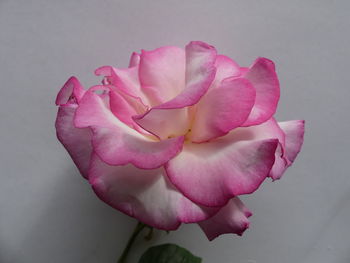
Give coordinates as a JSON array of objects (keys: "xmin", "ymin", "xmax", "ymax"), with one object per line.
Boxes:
[{"xmin": 9, "ymin": 166, "xmax": 136, "ymax": 263}]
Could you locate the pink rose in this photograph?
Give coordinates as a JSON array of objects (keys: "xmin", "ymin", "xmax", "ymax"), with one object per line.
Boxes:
[{"xmin": 55, "ymin": 41, "xmax": 304, "ymax": 240}]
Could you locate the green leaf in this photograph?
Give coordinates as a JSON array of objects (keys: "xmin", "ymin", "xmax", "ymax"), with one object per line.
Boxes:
[{"xmin": 138, "ymin": 243, "xmax": 202, "ymax": 263}]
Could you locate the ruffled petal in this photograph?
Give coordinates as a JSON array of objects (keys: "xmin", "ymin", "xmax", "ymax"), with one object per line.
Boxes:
[
  {"xmin": 55, "ymin": 76, "xmax": 85, "ymax": 106},
  {"xmin": 95, "ymin": 65, "xmax": 150, "ymax": 105},
  {"xmin": 278, "ymin": 120, "xmax": 305, "ymax": 163},
  {"xmin": 139, "ymin": 46, "xmax": 186, "ymax": 104},
  {"xmin": 89, "ymin": 155, "xmax": 218, "ymax": 230},
  {"xmin": 74, "ymin": 89, "xmax": 184, "ymax": 169},
  {"xmin": 242, "ymin": 58, "xmax": 280, "ymax": 126},
  {"xmin": 229, "ymin": 118, "xmax": 285, "ymax": 143},
  {"xmin": 55, "ymin": 105, "xmax": 92, "ymax": 178},
  {"xmin": 230, "ymin": 118, "xmax": 305, "ymax": 180},
  {"xmin": 134, "ymin": 41, "xmax": 217, "ymax": 140},
  {"xmin": 211, "ymin": 55, "xmax": 241, "ymax": 89},
  {"xmin": 190, "ymin": 77, "xmax": 256, "ymax": 142},
  {"xmin": 198, "ymin": 197, "xmax": 252, "ymax": 240},
  {"xmin": 165, "ymin": 136, "xmax": 278, "ymax": 207},
  {"xmin": 269, "ymin": 148, "xmax": 288, "ymax": 180},
  {"xmin": 129, "ymin": 52, "xmax": 140, "ymax": 67},
  {"xmin": 109, "ymin": 88, "xmax": 148, "ymax": 133},
  {"xmin": 228, "ymin": 118, "xmax": 287, "ymax": 180},
  {"xmin": 55, "ymin": 77, "xmax": 91, "ymax": 178},
  {"xmin": 184, "ymin": 41, "xmax": 217, "ymax": 99}
]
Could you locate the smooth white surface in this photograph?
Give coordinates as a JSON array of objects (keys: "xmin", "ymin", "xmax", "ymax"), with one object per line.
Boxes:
[{"xmin": 0, "ymin": 0, "xmax": 349, "ymax": 262}]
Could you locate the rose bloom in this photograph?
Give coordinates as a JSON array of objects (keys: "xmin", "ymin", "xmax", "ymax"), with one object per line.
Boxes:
[{"xmin": 55, "ymin": 41, "xmax": 304, "ymax": 240}]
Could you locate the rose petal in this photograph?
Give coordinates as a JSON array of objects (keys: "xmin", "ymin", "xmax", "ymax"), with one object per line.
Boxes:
[
  {"xmin": 55, "ymin": 76, "xmax": 85, "ymax": 106},
  {"xmin": 139, "ymin": 46, "xmax": 186, "ymax": 104},
  {"xmin": 269, "ymin": 148, "xmax": 288, "ymax": 180},
  {"xmin": 278, "ymin": 120, "xmax": 305, "ymax": 163},
  {"xmin": 228, "ymin": 118, "xmax": 287, "ymax": 180},
  {"xmin": 190, "ymin": 77, "xmax": 256, "ymax": 142},
  {"xmin": 134, "ymin": 41, "xmax": 217, "ymax": 140},
  {"xmin": 95, "ymin": 66, "xmax": 150, "ymax": 105},
  {"xmin": 228, "ymin": 118, "xmax": 285, "ymax": 143},
  {"xmin": 199, "ymin": 197, "xmax": 252, "ymax": 240},
  {"xmin": 165, "ymin": 137, "xmax": 278, "ymax": 207},
  {"xmin": 129, "ymin": 52, "xmax": 140, "ymax": 67},
  {"xmin": 74, "ymin": 89, "xmax": 184, "ymax": 169},
  {"xmin": 230, "ymin": 118, "xmax": 305, "ymax": 180},
  {"xmin": 89, "ymin": 154, "xmax": 218, "ymax": 230},
  {"xmin": 109, "ymin": 88, "xmax": 148, "ymax": 133},
  {"xmin": 211, "ymin": 55, "xmax": 241, "ymax": 89},
  {"xmin": 134, "ymin": 107, "xmax": 191, "ymax": 140},
  {"xmin": 242, "ymin": 57, "xmax": 280, "ymax": 126},
  {"xmin": 55, "ymin": 105, "xmax": 92, "ymax": 178}
]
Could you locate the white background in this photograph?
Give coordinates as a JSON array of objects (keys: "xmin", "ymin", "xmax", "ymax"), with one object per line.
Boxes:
[{"xmin": 1, "ymin": 0, "xmax": 349, "ymax": 262}]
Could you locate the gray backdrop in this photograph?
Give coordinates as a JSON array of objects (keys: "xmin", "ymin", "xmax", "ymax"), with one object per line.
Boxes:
[{"xmin": 1, "ymin": 0, "xmax": 349, "ymax": 262}]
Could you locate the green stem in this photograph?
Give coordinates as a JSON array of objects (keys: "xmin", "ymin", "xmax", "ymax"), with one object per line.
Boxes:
[
  {"xmin": 144, "ymin": 227, "xmax": 154, "ymax": 241},
  {"xmin": 117, "ymin": 222, "xmax": 147, "ymax": 263}
]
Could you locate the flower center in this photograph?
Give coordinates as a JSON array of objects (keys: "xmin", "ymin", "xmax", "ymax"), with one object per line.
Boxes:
[
  {"xmin": 184, "ymin": 129, "xmax": 192, "ymax": 142},
  {"xmin": 167, "ymin": 128, "xmax": 192, "ymax": 142}
]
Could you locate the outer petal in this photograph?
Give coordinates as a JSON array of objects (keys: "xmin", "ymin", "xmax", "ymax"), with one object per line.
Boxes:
[
  {"xmin": 129, "ymin": 52, "xmax": 140, "ymax": 67},
  {"xmin": 268, "ymin": 147, "xmax": 288, "ymax": 180},
  {"xmin": 165, "ymin": 137, "xmax": 278, "ymax": 207},
  {"xmin": 134, "ymin": 41, "xmax": 217, "ymax": 140},
  {"xmin": 242, "ymin": 58, "xmax": 280, "ymax": 126},
  {"xmin": 55, "ymin": 76, "xmax": 85, "ymax": 105},
  {"xmin": 139, "ymin": 46, "xmax": 186, "ymax": 104},
  {"xmin": 89, "ymin": 155, "xmax": 219, "ymax": 230},
  {"xmin": 198, "ymin": 197, "xmax": 252, "ymax": 240},
  {"xmin": 190, "ymin": 77, "xmax": 256, "ymax": 142},
  {"xmin": 278, "ymin": 120, "xmax": 305, "ymax": 163},
  {"xmin": 74, "ymin": 89, "xmax": 184, "ymax": 169},
  {"xmin": 229, "ymin": 118, "xmax": 285, "ymax": 143},
  {"xmin": 55, "ymin": 105, "xmax": 92, "ymax": 178},
  {"xmin": 211, "ymin": 55, "xmax": 241, "ymax": 89},
  {"xmin": 231, "ymin": 118, "xmax": 305, "ymax": 180},
  {"xmin": 55, "ymin": 77, "xmax": 91, "ymax": 178},
  {"xmin": 229, "ymin": 118, "xmax": 287, "ymax": 180}
]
